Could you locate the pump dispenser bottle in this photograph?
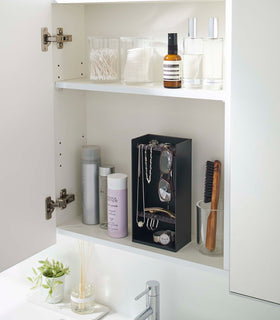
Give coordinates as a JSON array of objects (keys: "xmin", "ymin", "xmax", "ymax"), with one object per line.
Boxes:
[
  {"xmin": 203, "ymin": 17, "xmax": 223, "ymax": 90},
  {"xmin": 163, "ymin": 33, "xmax": 182, "ymax": 88},
  {"xmin": 183, "ymin": 18, "xmax": 203, "ymax": 88}
]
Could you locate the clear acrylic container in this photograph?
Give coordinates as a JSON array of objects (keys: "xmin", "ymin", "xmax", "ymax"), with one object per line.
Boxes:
[
  {"xmin": 196, "ymin": 200, "xmax": 223, "ymax": 256},
  {"xmin": 120, "ymin": 37, "xmax": 154, "ymax": 84},
  {"xmin": 203, "ymin": 38, "xmax": 223, "ymax": 90},
  {"xmin": 70, "ymin": 283, "xmax": 95, "ymax": 314},
  {"xmin": 88, "ymin": 37, "xmax": 120, "ymax": 82},
  {"xmin": 183, "ymin": 37, "xmax": 203, "ymax": 89}
]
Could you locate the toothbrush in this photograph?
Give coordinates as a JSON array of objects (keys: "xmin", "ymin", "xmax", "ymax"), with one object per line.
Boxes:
[{"xmin": 204, "ymin": 160, "xmax": 221, "ymax": 251}]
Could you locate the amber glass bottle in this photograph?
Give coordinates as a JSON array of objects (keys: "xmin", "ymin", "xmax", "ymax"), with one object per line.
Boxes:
[{"xmin": 163, "ymin": 33, "xmax": 182, "ymax": 88}]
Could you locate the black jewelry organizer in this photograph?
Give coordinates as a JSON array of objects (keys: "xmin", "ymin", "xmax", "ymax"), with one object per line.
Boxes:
[{"xmin": 131, "ymin": 134, "xmax": 192, "ymax": 252}]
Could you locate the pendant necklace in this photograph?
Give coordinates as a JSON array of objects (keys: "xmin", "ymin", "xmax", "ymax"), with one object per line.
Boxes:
[{"xmin": 136, "ymin": 144, "xmax": 146, "ymax": 228}]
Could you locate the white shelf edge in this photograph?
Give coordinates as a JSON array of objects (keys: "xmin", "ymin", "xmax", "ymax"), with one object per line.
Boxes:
[
  {"xmin": 57, "ymin": 219, "xmax": 227, "ymax": 275},
  {"xmin": 52, "ymin": 0, "xmax": 224, "ymax": 4},
  {"xmin": 55, "ymin": 79, "xmax": 225, "ymax": 102}
]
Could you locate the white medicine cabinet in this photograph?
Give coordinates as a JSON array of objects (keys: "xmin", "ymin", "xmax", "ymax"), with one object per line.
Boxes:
[
  {"xmin": 1, "ymin": 0, "xmax": 280, "ymax": 306},
  {"xmin": 52, "ymin": 0, "xmax": 227, "ymax": 270}
]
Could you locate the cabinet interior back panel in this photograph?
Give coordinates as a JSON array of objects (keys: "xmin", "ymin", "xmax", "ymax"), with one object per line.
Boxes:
[
  {"xmin": 86, "ymin": 92, "xmax": 224, "ymax": 240},
  {"xmin": 85, "ymin": 2, "xmax": 225, "ymax": 38},
  {"xmin": 53, "ymin": 2, "xmax": 226, "ymax": 242},
  {"xmin": 84, "ymin": 2, "xmax": 225, "ymax": 239},
  {"xmin": 53, "ymin": 2, "xmax": 225, "ymax": 80},
  {"xmin": 84, "ymin": 2, "xmax": 225, "ymax": 80}
]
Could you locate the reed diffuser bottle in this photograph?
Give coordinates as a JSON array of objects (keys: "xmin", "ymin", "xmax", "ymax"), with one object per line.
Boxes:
[
  {"xmin": 71, "ymin": 241, "xmax": 95, "ymax": 314},
  {"xmin": 163, "ymin": 33, "xmax": 182, "ymax": 88}
]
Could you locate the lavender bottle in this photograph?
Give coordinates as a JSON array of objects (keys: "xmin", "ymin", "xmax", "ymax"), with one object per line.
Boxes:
[{"xmin": 107, "ymin": 173, "xmax": 128, "ymax": 238}]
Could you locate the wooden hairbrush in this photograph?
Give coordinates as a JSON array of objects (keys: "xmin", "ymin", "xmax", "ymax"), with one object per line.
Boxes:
[{"xmin": 204, "ymin": 160, "xmax": 221, "ymax": 251}]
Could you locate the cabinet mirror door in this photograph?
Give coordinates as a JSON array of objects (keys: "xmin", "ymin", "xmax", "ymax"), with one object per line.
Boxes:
[
  {"xmin": 230, "ymin": 0, "xmax": 280, "ymax": 304},
  {"xmin": 0, "ymin": 0, "xmax": 56, "ymax": 272}
]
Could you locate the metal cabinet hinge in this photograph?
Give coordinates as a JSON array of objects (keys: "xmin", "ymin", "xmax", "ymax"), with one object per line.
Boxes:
[
  {"xmin": 41, "ymin": 27, "xmax": 72, "ymax": 52},
  {"xmin": 45, "ymin": 188, "xmax": 75, "ymax": 220}
]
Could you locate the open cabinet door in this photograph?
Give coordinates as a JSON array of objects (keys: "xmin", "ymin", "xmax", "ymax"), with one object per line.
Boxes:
[
  {"xmin": 0, "ymin": 0, "xmax": 56, "ymax": 271},
  {"xmin": 230, "ymin": 0, "xmax": 280, "ymax": 304}
]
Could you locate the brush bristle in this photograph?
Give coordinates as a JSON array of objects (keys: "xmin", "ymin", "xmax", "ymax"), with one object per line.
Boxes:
[{"xmin": 204, "ymin": 161, "xmax": 214, "ymax": 203}]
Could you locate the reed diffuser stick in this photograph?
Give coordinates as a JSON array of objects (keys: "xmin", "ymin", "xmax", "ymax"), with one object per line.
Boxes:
[{"xmin": 77, "ymin": 240, "xmax": 94, "ymax": 309}]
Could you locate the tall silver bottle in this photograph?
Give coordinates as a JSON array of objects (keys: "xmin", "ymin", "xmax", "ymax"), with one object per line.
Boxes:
[{"xmin": 81, "ymin": 145, "xmax": 101, "ymax": 225}]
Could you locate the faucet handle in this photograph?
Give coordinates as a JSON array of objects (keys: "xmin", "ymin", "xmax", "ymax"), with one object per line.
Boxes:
[
  {"xmin": 135, "ymin": 287, "xmax": 150, "ymax": 301},
  {"xmin": 135, "ymin": 280, "xmax": 160, "ymax": 301}
]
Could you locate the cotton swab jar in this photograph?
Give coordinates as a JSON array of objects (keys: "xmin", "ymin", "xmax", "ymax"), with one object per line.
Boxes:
[{"xmin": 88, "ymin": 37, "xmax": 120, "ymax": 82}]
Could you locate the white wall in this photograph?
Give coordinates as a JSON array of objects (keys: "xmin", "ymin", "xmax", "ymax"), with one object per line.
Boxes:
[{"xmin": 6, "ymin": 234, "xmax": 280, "ymax": 320}]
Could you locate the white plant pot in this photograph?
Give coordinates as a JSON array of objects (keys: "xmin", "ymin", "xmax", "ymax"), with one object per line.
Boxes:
[{"xmin": 42, "ymin": 274, "xmax": 65, "ymax": 304}]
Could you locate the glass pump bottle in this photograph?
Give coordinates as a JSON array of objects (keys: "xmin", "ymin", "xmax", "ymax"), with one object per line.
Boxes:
[
  {"xmin": 163, "ymin": 33, "xmax": 182, "ymax": 88},
  {"xmin": 183, "ymin": 18, "xmax": 203, "ymax": 89},
  {"xmin": 203, "ymin": 17, "xmax": 223, "ymax": 90}
]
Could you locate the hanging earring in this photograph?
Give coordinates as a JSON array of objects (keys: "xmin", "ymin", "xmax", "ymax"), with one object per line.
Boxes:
[{"xmin": 149, "ymin": 218, "xmax": 159, "ymax": 231}]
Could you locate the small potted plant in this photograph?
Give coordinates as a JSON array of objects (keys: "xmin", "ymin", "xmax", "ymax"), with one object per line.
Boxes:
[{"xmin": 28, "ymin": 258, "xmax": 70, "ymax": 304}]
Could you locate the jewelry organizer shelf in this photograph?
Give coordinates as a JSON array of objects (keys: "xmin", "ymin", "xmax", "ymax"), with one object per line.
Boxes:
[
  {"xmin": 55, "ymin": 79, "xmax": 225, "ymax": 101},
  {"xmin": 57, "ymin": 217, "xmax": 225, "ymax": 273}
]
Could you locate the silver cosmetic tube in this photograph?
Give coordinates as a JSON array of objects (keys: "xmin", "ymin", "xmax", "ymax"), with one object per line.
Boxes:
[{"xmin": 81, "ymin": 145, "xmax": 101, "ymax": 225}]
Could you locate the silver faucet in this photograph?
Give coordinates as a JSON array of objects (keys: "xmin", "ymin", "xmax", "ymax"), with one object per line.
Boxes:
[{"xmin": 134, "ymin": 280, "xmax": 160, "ymax": 320}]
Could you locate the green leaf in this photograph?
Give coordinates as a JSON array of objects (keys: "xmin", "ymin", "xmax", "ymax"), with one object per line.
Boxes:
[{"xmin": 28, "ymin": 258, "xmax": 69, "ymax": 293}]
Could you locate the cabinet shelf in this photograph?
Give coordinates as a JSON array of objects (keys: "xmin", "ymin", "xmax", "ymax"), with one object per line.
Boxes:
[
  {"xmin": 55, "ymin": 79, "xmax": 225, "ymax": 101},
  {"xmin": 52, "ymin": 0, "xmax": 224, "ymax": 3},
  {"xmin": 57, "ymin": 217, "xmax": 225, "ymax": 273}
]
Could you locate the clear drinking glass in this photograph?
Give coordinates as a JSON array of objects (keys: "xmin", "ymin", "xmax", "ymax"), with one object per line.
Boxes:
[
  {"xmin": 196, "ymin": 200, "xmax": 223, "ymax": 256},
  {"xmin": 120, "ymin": 37, "xmax": 154, "ymax": 84},
  {"xmin": 88, "ymin": 37, "xmax": 120, "ymax": 82},
  {"xmin": 70, "ymin": 283, "xmax": 95, "ymax": 314}
]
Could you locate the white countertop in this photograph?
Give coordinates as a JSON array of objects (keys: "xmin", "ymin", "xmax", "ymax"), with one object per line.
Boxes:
[{"xmin": 0, "ymin": 273, "xmax": 131, "ymax": 320}]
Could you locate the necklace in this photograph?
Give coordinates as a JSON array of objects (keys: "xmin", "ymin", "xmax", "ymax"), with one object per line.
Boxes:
[
  {"xmin": 144, "ymin": 144, "xmax": 153, "ymax": 184},
  {"xmin": 136, "ymin": 144, "xmax": 146, "ymax": 228},
  {"xmin": 144, "ymin": 140, "xmax": 158, "ymax": 184}
]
